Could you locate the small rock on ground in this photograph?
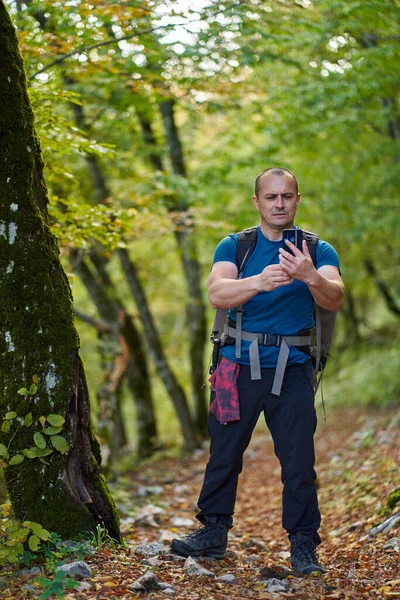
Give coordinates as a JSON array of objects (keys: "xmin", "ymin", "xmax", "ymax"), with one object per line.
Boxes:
[
  {"xmin": 127, "ymin": 572, "xmax": 174, "ymax": 594},
  {"xmin": 56, "ymin": 561, "xmax": 92, "ymax": 579},
  {"xmin": 134, "ymin": 542, "xmax": 165, "ymax": 558},
  {"xmin": 383, "ymin": 537, "xmax": 400, "ymax": 551},
  {"xmin": 264, "ymin": 577, "xmax": 290, "ymax": 593},
  {"xmin": 217, "ymin": 574, "xmax": 237, "ymax": 583},
  {"xmin": 184, "ymin": 556, "xmax": 213, "ymax": 577}
]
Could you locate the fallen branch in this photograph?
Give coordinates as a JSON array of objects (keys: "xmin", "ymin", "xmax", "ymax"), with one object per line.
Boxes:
[{"xmin": 359, "ymin": 511, "xmax": 400, "ymax": 541}]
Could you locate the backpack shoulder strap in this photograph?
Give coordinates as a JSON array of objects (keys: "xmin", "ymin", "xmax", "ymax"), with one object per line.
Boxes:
[
  {"xmin": 236, "ymin": 226, "xmax": 258, "ymax": 276},
  {"xmin": 303, "ymin": 229, "xmax": 319, "ymax": 267}
]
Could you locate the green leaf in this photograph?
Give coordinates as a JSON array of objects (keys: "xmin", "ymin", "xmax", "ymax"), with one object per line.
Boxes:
[
  {"xmin": 17, "ymin": 388, "xmax": 30, "ymax": 397},
  {"xmin": 34, "ymin": 432, "xmax": 46, "ymax": 449},
  {"xmin": 28, "ymin": 534, "xmax": 40, "ymax": 551},
  {"xmin": 23, "ymin": 522, "xmax": 51, "ymax": 541},
  {"xmin": 22, "ymin": 448, "xmax": 37, "ymax": 459},
  {"xmin": 47, "ymin": 414, "xmax": 65, "ymax": 427},
  {"xmin": 43, "ymin": 426, "xmax": 63, "ymax": 435},
  {"xmin": 1, "ymin": 421, "xmax": 11, "ymax": 433},
  {"xmin": 5, "ymin": 411, "xmax": 17, "ymax": 420},
  {"xmin": 24, "ymin": 413, "xmax": 33, "ymax": 427},
  {"xmin": 39, "ymin": 416, "xmax": 46, "ymax": 428},
  {"xmin": 31, "ymin": 447, "xmax": 53, "ymax": 457},
  {"xmin": 0, "ymin": 444, "xmax": 9, "ymax": 459},
  {"xmin": 50, "ymin": 435, "xmax": 69, "ymax": 455},
  {"xmin": 29, "ymin": 384, "xmax": 38, "ymax": 395},
  {"xmin": 9, "ymin": 454, "xmax": 25, "ymax": 465}
]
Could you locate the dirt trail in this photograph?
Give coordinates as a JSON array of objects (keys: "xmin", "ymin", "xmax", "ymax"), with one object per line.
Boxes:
[
  {"xmin": 109, "ymin": 407, "xmax": 399, "ymax": 600},
  {"xmin": 5, "ymin": 407, "xmax": 399, "ymax": 599}
]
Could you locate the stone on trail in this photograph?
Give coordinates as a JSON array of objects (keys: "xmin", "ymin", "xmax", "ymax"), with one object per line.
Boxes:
[
  {"xmin": 383, "ymin": 537, "xmax": 400, "ymax": 551},
  {"xmin": 184, "ymin": 556, "xmax": 213, "ymax": 577},
  {"xmin": 134, "ymin": 542, "xmax": 166, "ymax": 558},
  {"xmin": 56, "ymin": 561, "xmax": 92, "ymax": 579},
  {"xmin": 264, "ymin": 577, "xmax": 290, "ymax": 593},
  {"xmin": 164, "ymin": 553, "xmax": 186, "ymax": 562},
  {"xmin": 244, "ymin": 554, "xmax": 260, "ymax": 563},
  {"xmin": 217, "ymin": 574, "xmax": 237, "ymax": 583},
  {"xmin": 142, "ymin": 557, "xmax": 161, "ymax": 567},
  {"xmin": 127, "ymin": 571, "xmax": 174, "ymax": 594}
]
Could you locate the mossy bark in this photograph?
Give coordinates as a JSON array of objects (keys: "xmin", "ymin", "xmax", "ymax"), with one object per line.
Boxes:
[{"xmin": 0, "ymin": 1, "xmax": 120, "ymax": 541}]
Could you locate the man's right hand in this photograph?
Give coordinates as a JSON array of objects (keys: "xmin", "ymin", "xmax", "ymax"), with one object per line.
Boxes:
[{"xmin": 258, "ymin": 264, "xmax": 293, "ymax": 292}]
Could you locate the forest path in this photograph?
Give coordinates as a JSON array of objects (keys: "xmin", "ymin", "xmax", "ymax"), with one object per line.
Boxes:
[
  {"xmin": 7, "ymin": 407, "xmax": 399, "ymax": 599},
  {"xmin": 101, "ymin": 406, "xmax": 399, "ymax": 600}
]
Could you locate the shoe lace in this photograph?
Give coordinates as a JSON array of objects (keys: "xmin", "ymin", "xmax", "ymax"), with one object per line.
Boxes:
[
  {"xmin": 292, "ymin": 537, "xmax": 318, "ymax": 564},
  {"xmin": 185, "ymin": 524, "xmax": 222, "ymax": 542}
]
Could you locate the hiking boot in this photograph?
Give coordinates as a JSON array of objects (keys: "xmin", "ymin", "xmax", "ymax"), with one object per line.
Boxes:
[
  {"xmin": 290, "ymin": 533, "xmax": 326, "ymax": 575},
  {"xmin": 170, "ymin": 522, "xmax": 228, "ymax": 559}
]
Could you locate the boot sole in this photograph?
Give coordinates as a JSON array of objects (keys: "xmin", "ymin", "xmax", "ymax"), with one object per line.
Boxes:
[{"xmin": 170, "ymin": 540, "xmax": 225, "ymax": 560}]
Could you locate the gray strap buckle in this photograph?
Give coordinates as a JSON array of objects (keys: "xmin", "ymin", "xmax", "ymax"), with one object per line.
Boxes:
[{"xmin": 262, "ymin": 333, "xmax": 281, "ymax": 347}]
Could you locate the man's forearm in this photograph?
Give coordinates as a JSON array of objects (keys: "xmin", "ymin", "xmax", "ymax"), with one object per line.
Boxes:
[
  {"xmin": 208, "ymin": 276, "xmax": 262, "ymax": 309},
  {"xmin": 306, "ymin": 271, "xmax": 344, "ymax": 312}
]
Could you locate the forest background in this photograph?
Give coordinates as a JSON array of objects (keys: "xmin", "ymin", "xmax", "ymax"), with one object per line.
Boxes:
[{"xmin": 0, "ymin": 0, "xmax": 399, "ymax": 538}]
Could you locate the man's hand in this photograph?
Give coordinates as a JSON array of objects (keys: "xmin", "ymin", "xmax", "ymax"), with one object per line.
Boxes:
[
  {"xmin": 258, "ymin": 264, "xmax": 293, "ymax": 292},
  {"xmin": 278, "ymin": 239, "xmax": 316, "ymax": 285},
  {"xmin": 278, "ymin": 240, "xmax": 344, "ymax": 311}
]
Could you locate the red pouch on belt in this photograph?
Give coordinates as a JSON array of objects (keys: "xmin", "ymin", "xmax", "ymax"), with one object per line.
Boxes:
[{"xmin": 208, "ymin": 357, "xmax": 240, "ymax": 425}]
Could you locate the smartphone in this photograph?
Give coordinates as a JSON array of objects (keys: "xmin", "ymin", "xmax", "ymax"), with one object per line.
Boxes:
[{"xmin": 282, "ymin": 229, "xmax": 303, "ymax": 255}]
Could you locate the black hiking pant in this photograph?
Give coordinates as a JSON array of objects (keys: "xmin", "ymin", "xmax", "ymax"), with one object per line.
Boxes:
[{"xmin": 196, "ymin": 359, "xmax": 321, "ymax": 545}]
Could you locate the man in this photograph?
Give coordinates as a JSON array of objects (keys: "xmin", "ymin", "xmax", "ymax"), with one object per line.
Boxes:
[{"xmin": 170, "ymin": 167, "xmax": 344, "ymax": 574}]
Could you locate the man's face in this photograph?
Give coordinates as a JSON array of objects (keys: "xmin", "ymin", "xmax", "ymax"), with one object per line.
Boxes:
[{"xmin": 252, "ymin": 173, "xmax": 300, "ymax": 231}]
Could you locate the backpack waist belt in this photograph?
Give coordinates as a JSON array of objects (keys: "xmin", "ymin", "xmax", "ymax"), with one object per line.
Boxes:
[{"xmin": 224, "ymin": 322, "xmax": 315, "ymax": 396}]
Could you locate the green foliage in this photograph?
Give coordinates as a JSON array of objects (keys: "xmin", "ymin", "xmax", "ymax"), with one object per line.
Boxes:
[
  {"xmin": 0, "ymin": 381, "xmax": 70, "ymax": 469},
  {"xmin": 81, "ymin": 523, "xmax": 119, "ymax": 551},
  {"xmin": 0, "ymin": 503, "xmax": 51, "ymax": 565},
  {"xmin": 387, "ymin": 489, "xmax": 400, "ymax": 511},
  {"xmin": 326, "ymin": 343, "xmax": 400, "ymax": 408},
  {"xmin": 37, "ymin": 570, "xmax": 80, "ymax": 599}
]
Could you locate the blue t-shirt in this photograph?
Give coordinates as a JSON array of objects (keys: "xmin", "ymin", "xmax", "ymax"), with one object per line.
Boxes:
[{"xmin": 213, "ymin": 226, "xmax": 340, "ymax": 367}]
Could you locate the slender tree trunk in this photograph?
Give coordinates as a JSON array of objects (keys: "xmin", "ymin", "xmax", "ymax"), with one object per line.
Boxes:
[
  {"xmin": 0, "ymin": 1, "xmax": 120, "ymax": 540},
  {"xmin": 118, "ymin": 248, "xmax": 199, "ymax": 451},
  {"xmin": 341, "ymin": 289, "xmax": 362, "ymax": 343},
  {"xmin": 67, "ymin": 97, "xmax": 199, "ymax": 449},
  {"xmin": 159, "ymin": 98, "xmax": 208, "ymax": 436},
  {"xmin": 70, "ymin": 250, "xmax": 158, "ymax": 458},
  {"xmin": 364, "ymin": 259, "xmax": 400, "ymax": 318}
]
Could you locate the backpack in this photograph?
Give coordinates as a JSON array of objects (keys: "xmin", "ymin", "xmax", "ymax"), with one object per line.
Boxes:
[{"xmin": 210, "ymin": 226, "xmax": 337, "ymax": 394}]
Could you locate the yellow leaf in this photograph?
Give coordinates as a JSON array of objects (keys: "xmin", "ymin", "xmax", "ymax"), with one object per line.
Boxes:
[{"xmin": 103, "ymin": 581, "xmax": 118, "ymax": 587}]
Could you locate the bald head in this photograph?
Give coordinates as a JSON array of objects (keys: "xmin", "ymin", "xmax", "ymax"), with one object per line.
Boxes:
[{"xmin": 255, "ymin": 167, "xmax": 299, "ymax": 198}]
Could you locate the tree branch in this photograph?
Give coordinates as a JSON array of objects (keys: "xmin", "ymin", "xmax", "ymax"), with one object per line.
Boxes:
[
  {"xmin": 74, "ymin": 309, "xmax": 117, "ymax": 333},
  {"xmin": 29, "ymin": 20, "xmax": 197, "ymax": 80}
]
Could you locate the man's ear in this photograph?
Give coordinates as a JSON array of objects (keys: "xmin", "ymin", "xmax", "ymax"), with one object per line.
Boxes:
[
  {"xmin": 252, "ymin": 195, "xmax": 259, "ymax": 210},
  {"xmin": 296, "ymin": 193, "xmax": 301, "ymax": 208}
]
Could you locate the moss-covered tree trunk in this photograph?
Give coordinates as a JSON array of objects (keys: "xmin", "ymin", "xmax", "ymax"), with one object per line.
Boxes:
[{"xmin": 0, "ymin": 1, "xmax": 120, "ymax": 541}]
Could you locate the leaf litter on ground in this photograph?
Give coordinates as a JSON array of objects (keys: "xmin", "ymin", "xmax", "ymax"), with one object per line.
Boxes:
[{"xmin": 1, "ymin": 407, "xmax": 399, "ymax": 599}]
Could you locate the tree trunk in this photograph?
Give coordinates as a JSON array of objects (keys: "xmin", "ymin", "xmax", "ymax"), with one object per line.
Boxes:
[
  {"xmin": 70, "ymin": 250, "xmax": 158, "ymax": 459},
  {"xmin": 0, "ymin": 1, "xmax": 120, "ymax": 540},
  {"xmin": 118, "ymin": 248, "xmax": 199, "ymax": 451},
  {"xmin": 364, "ymin": 258, "xmax": 400, "ymax": 318},
  {"xmin": 159, "ymin": 98, "xmax": 208, "ymax": 436}
]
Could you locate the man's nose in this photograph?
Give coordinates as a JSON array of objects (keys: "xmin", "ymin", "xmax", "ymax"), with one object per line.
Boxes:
[{"xmin": 275, "ymin": 195, "xmax": 285, "ymax": 206}]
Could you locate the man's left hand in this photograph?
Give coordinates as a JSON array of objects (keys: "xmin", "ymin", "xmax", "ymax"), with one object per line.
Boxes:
[{"xmin": 278, "ymin": 240, "xmax": 317, "ymax": 285}]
